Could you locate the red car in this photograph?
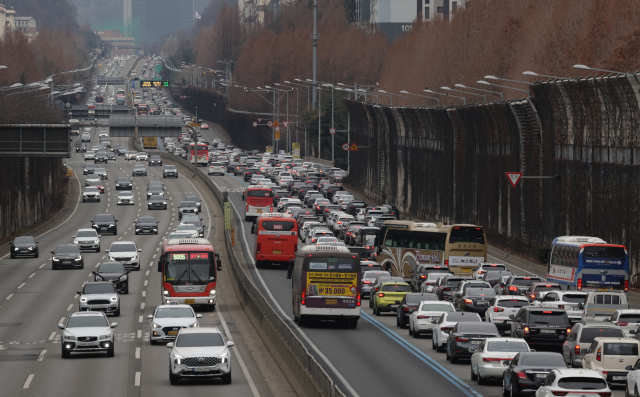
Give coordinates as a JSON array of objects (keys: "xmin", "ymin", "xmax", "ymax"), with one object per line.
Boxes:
[{"xmin": 89, "ymin": 180, "xmax": 105, "ymax": 193}]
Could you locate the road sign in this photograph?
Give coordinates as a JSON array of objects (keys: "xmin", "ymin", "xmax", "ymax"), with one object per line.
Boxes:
[
  {"xmin": 349, "ymin": 142, "xmax": 359, "ymax": 151},
  {"xmin": 329, "ymin": 127, "xmax": 336, "ymax": 135},
  {"xmin": 140, "ymin": 80, "xmax": 170, "ymax": 88},
  {"xmin": 292, "ymin": 143, "xmax": 300, "ymax": 159},
  {"xmin": 275, "ymin": 126, "xmax": 280, "ymax": 132},
  {"xmin": 342, "ymin": 143, "xmax": 350, "ymax": 151},
  {"xmin": 258, "ymin": 118, "xmax": 263, "ymax": 123},
  {"xmin": 252, "ymin": 121, "xmax": 258, "ymax": 127},
  {"xmin": 224, "ymin": 202, "xmax": 231, "ymax": 230},
  {"xmin": 274, "ymin": 121, "xmax": 280, "ymax": 127},
  {"xmin": 267, "ymin": 121, "xmax": 273, "ymax": 127},
  {"xmin": 505, "ymin": 172, "xmax": 523, "ymax": 188},
  {"xmin": 275, "ymin": 130, "xmax": 280, "ymax": 140},
  {"xmin": 283, "ymin": 121, "xmax": 289, "ymax": 128},
  {"xmin": 266, "ymin": 146, "xmax": 273, "ymax": 153}
]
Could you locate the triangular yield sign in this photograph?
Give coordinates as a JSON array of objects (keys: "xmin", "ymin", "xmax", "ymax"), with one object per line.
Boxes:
[
  {"xmin": 258, "ymin": 118, "xmax": 262, "ymax": 122},
  {"xmin": 505, "ymin": 172, "xmax": 523, "ymax": 188},
  {"xmin": 349, "ymin": 142, "xmax": 359, "ymax": 151},
  {"xmin": 283, "ymin": 121, "xmax": 289, "ymax": 127}
]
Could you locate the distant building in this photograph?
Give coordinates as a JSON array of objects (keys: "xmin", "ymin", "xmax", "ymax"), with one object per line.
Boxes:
[
  {"xmin": 14, "ymin": 16, "xmax": 36, "ymax": 41},
  {"xmin": 356, "ymin": 0, "xmax": 466, "ymax": 41},
  {"xmin": 96, "ymin": 29, "xmax": 139, "ymax": 56},
  {"xmin": 0, "ymin": 6, "xmax": 15, "ymax": 39},
  {"xmin": 131, "ymin": 0, "xmax": 193, "ymax": 44}
]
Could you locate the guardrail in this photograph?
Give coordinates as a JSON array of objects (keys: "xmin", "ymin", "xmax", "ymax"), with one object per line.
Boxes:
[{"xmin": 153, "ymin": 148, "xmax": 347, "ymax": 397}]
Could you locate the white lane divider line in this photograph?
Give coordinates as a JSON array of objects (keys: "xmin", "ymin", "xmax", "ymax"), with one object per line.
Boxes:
[
  {"xmin": 82, "ymin": 281, "xmax": 87, "ymax": 287},
  {"xmin": 66, "ymin": 304, "xmax": 73, "ymax": 311},
  {"xmin": 140, "ymin": 302, "xmax": 145, "ymax": 310},
  {"xmin": 137, "ymin": 330, "xmax": 141, "ymax": 338},
  {"xmin": 95, "ymin": 263, "xmax": 99, "ymax": 268},
  {"xmin": 101, "ymin": 255, "xmax": 105, "ymax": 259},
  {"xmin": 18, "ymin": 283, "xmax": 25, "ymax": 289},
  {"xmin": 23, "ymin": 374, "xmax": 34, "ymax": 389},
  {"xmin": 142, "ymin": 291, "xmax": 146, "ymax": 297},
  {"xmin": 59, "ymin": 317, "xmax": 65, "ymax": 324},
  {"xmin": 144, "ymin": 280, "xmax": 148, "ymax": 286},
  {"xmin": 134, "ymin": 372, "xmax": 141, "ymax": 387},
  {"xmin": 48, "ymin": 332, "xmax": 56, "ymax": 341},
  {"xmin": 155, "ymin": 247, "xmax": 159, "ymax": 251},
  {"xmin": 135, "ymin": 347, "xmax": 140, "ymax": 359},
  {"xmin": 88, "ymin": 272, "xmax": 93, "ymax": 277},
  {"xmin": 152, "ymin": 254, "xmax": 156, "ymax": 259},
  {"xmin": 5, "ymin": 294, "xmax": 13, "ymax": 300},
  {"xmin": 73, "ymin": 293, "xmax": 78, "ymax": 299},
  {"xmin": 29, "ymin": 273, "xmax": 36, "ymax": 278},
  {"xmin": 138, "ymin": 316, "xmax": 143, "ymax": 323},
  {"xmin": 37, "ymin": 349, "xmax": 47, "ymax": 361},
  {"xmin": 39, "ymin": 263, "xmax": 46, "ymax": 269},
  {"xmin": 145, "ymin": 270, "xmax": 150, "ymax": 276}
]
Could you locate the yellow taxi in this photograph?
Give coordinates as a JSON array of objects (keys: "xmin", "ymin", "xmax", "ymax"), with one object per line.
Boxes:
[{"xmin": 371, "ymin": 281, "xmax": 412, "ymax": 316}]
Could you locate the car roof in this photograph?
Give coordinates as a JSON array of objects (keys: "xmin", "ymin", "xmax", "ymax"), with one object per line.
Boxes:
[
  {"xmin": 156, "ymin": 304, "xmax": 193, "ymax": 310},
  {"xmin": 592, "ymin": 337, "xmax": 639, "ymax": 343},
  {"xmin": 70, "ymin": 311, "xmax": 105, "ymax": 317},
  {"xmin": 110, "ymin": 241, "xmax": 136, "ymax": 246},
  {"xmin": 86, "ymin": 281, "xmax": 114, "ymax": 286},
  {"xmin": 178, "ymin": 326, "xmax": 222, "ymax": 335}
]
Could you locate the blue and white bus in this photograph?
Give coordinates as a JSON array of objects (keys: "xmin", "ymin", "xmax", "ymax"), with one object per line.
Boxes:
[{"xmin": 546, "ymin": 236, "xmax": 629, "ymax": 292}]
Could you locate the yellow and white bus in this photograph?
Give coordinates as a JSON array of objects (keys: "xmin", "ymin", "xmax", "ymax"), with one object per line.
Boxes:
[{"xmin": 439, "ymin": 224, "xmax": 488, "ymax": 275}]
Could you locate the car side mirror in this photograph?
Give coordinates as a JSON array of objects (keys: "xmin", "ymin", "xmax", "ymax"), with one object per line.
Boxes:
[
  {"xmin": 196, "ymin": 314, "xmax": 203, "ymax": 318},
  {"xmin": 138, "ymin": 249, "xmax": 142, "ymax": 252},
  {"xmin": 627, "ymin": 365, "xmax": 634, "ymax": 371},
  {"xmin": 226, "ymin": 341, "xmax": 235, "ymax": 347},
  {"xmin": 502, "ymin": 360, "xmax": 512, "ymax": 366},
  {"xmin": 431, "ymin": 319, "xmax": 438, "ymax": 324},
  {"xmin": 98, "ymin": 235, "xmax": 102, "ymax": 237},
  {"xmin": 408, "ymin": 269, "xmax": 413, "ymax": 274},
  {"xmin": 105, "ymin": 250, "xmax": 109, "ymax": 253},
  {"xmin": 500, "ymin": 283, "xmax": 505, "ymax": 287},
  {"xmin": 215, "ymin": 253, "xmax": 222, "ymax": 271},
  {"xmin": 110, "ymin": 322, "xmax": 118, "ymax": 328},
  {"xmin": 72, "ymin": 236, "xmax": 76, "ymax": 238},
  {"xmin": 603, "ymin": 318, "xmax": 610, "ymax": 322},
  {"xmin": 469, "ymin": 348, "xmax": 477, "ymax": 353},
  {"xmin": 51, "ymin": 251, "xmax": 55, "ymax": 255},
  {"xmin": 58, "ymin": 323, "xmax": 65, "ymax": 329},
  {"xmin": 286, "ymin": 259, "xmax": 294, "ymax": 279},
  {"xmin": 533, "ymin": 380, "xmax": 543, "ymax": 387},
  {"xmin": 166, "ymin": 342, "xmax": 174, "ymax": 348},
  {"xmin": 147, "ymin": 315, "xmax": 153, "ymax": 320},
  {"xmin": 630, "ymin": 330, "xmax": 636, "ymax": 335}
]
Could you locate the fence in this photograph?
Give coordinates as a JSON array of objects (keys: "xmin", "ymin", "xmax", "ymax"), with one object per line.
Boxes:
[
  {"xmin": 146, "ymin": 146, "xmax": 346, "ymax": 397},
  {"xmin": 347, "ymin": 73, "xmax": 640, "ymax": 281}
]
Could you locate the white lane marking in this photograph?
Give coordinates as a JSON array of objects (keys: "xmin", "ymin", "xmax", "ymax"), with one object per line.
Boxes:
[
  {"xmin": 73, "ymin": 293, "xmax": 78, "ymax": 299},
  {"xmin": 29, "ymin": 273, "xmax": 36, "ymax": 278},
  {"xmin": 66, "ymin": 304, "xmax": 73, "ymax": 311},
  {"xmin": 152, "ymin": 254, "xmax": 156, "ymax": 259},
  {"xmin": 142, "ymin": 291, "xmax": 146, "ymax": 297},
  {"xmin": 82, "ymin": 281, "xmax": 87, "ymax": 287},
  {"xmin": 39, "ymin": 263, "xmax": 45, "ymax": 269},
  {"xmin": 5, "ymin": 294, "xmax": 12, "ymax": 300},
  {"xmin": 23, "ymin": 374, "xmax": 34, "ymax": 389},
  {"xmin": 135, "ymin": 347, "xmax": 140, "ymax": 359},
  {"xmin": 48, "ymin": 332, "xmax": 56, "ymax": 341},
  {"xmin": 102, "ymin": 255, "xmax": 105, "ymax": 259},
  {"xmin": 59, "ymin": 317, "xmax": 65, "ymax": 324},
  {"xmin": 134, "ymin": 372, "xmax": 141, "ymax": 386},
  {"xmin": 224, "ymin": 194, "xmax": 361, "ymax": 397},
  {"xmin": 217, "ymin": 305, "xmax": 261, "ymax": 397},
  {"xmin": 145, "ymin": 270, "xmax": 150, "ymax": 276},
  {"xmin": 17, "ymin": 283, "xmax": 25, "ymax": 289},
  {"xmin": 88, "ymin": 272, "xmax": 93, "ymax": 277},
  {"xmin": 138, "ymin": 316, "xmax": 143, "ymax": 323},
  {"xmin": 140, "ymin": 302, "xmax": 145, "ymax": 310},
  {"xmin": 137, "ymin": 330, "xmax": 142, "ymax": 338},
  {"xmin": 155, "ymin": 247, "xmax": 159, "ymax": 251},
  {"xmin": 144, "ymin": 280, "xmax": 148, "ymax": 286},
  {"xmin": 95, "ymin": 263, "xmax": 99, "ymax": 268},
  {"xmin": 37, "ymin": 349, "xmax": 47, "ymax": 361},
  {"xmin": 149, "ymin": 261, "xmax": 153, "ymax": 267}
]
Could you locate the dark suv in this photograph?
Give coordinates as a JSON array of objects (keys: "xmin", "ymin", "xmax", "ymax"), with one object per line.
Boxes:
[
  {"xmin": 347, "ymin": 201, "xmax": 367, "ymax": 216},
  {"xmin": 93, "ymin": 261, "xmax": 129, "ymax": 294},
  {"xmin": 115, "ymin": 177, "xmax": 133, "ymax": 190},
  {"xmin": 94, "ymin": 151, "xmax": 108, "ymax": 164},
  {"xmin": 436, "ymin": 275, "xmax": 473, "ymax": 301},
  {"xmin": 324, "ymin": 185, "xmax": 345, "ymax": 200},
  {"xmin": 51, "ymin": 244, "xmax": 84, "ymax": 270},
  {"xmin": 510, "ymin": 307, "xmax": 571, "ymax": 349},
  {"xmin": 10, "ymin": 236, "xmax": 39, "ymax": 258},
  {"xmin": 243, "ymin": 168, "xmax": 260, "ymax": 181},
  {"xmin": 91, "ymin": 213, "xmax": 118, "ymax": 235}
]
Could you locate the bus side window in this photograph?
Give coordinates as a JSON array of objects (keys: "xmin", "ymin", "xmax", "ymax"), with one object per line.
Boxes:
[
  {"xmin": 549, "ymin": 245, "xmax": 558, "ymax": 266},
  {"xmin": 572, "ymin": 247, "xmax": 580, "ymax": 267}
]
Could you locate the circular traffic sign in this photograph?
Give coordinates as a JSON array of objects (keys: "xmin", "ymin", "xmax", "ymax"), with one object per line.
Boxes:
[
  {"xmin": 252, "ymin": 121, "xmax": 258, "ymax": 127},
  {"xmin": 267, "ymin": 121, "xmax": 273, "ymax": 127},
  {"xmin": 275, "ymin": 126, "xmax": 280, "ymax": 132},
  {"xmin": 330, "ymin": 127, "xmax": 336, "ymax": 135},
  {"xmin": 342, "ymin": 143, "xmax": 350, "ymax": 151}
]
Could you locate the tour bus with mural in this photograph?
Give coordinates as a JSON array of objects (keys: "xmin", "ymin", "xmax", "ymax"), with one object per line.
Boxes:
[
  {"xmin": 545, "ymin": 236, "xmax": 629, "ymax": 292},
  {"xmin": 287, "ymin": 245, "xmax": 361, "ymax": 328},
  {"xmin": 374, "ymin": 221, "xmax": 487, "ymax": 277}
]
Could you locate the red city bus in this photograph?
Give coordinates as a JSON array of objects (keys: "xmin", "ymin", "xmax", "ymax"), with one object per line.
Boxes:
[
  {"xmin": 250, "ymin": 214, "xmax": 298, "ymax": 268},
  {"xmin": 188, "ymin": 143, "xmax": 209, "ymax": 167},
  {"xmin": 244, "ymin": 186, "xmax": 274, "ymax": 221},
  {"xmin": 157, "ymin": 238, "xmax": 221, "ymax": 310},
  {"xmin": 137, "ymin": 104, "xmax": 149, "ymax": 115}
]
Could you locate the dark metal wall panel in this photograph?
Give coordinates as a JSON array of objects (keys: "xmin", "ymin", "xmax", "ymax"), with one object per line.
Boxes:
[
  {"xmin": 138, "ymin": 127, "xmax": 181, "ymax": 137},
  {"xmin": 0, "ymin": 125, "xmax": 70, "ymax": 157},
  {"xmin": 108, "ymin": 127, "xmax": 136, "ymax": 137}
]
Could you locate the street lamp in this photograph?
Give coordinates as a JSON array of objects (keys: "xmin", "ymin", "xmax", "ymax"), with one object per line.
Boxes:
[
  {"xmin": 477, "ymin": 80, "xmax": 530, "ymax": 96},
  {"xmin": 454, "ymin": 84, "xmax": 503, "ymax": 101},
  {"xmin": 441, "ymin": 86, "xmax": 485, "ymax": 103},
  {"xmin": 425, "ymin": 89, "xmax": 466, "ymax": 105},
  {"xmin": 484, "ymin": 75, "xmax": 530, "ymax": 85},
  {"xmin": 400, "ymin": 90, "xmax": 440, "ymax": 105},
  {"xmin": 522, "ymin": 71, "xmax": 577, "ymax": 81},
  {"xmin": 0, "ymin": 66, "xmax": 7, "ymax": 70},
  {"xmin": 378, "ymin": 90, "xmax": 415, "ymax": 106},
  {"xmin": 573, "ymin": 64, "xmax": 633, "ymax": 76},
  {"xmin": 285, "ymin": 80, "xmax": 310, "ymax": 108}
]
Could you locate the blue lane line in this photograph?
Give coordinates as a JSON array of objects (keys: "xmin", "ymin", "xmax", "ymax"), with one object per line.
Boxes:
[
  {"xmin": 227, "ymin": 173, "xmax": 248, "ymax": 187},
  {"xmin": 157, "ymin": 138, "xmax": 166, "ymax": 152},
  {"xmin": 361, "ymin": 312, "xmax": 484, "ymax": 397}
]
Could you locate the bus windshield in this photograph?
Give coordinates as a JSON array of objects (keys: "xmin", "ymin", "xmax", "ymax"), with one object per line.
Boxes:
[
  {"xmin": 165, "ymin": 252, "xmax": 215, "ymax": 284},
  {"xmin": 261, "ymin": 220, "xmax": 295, "ymax": 231},
  {"xmin": 583, "ymin": 246, "xmax": 626, "ymax": 260}
]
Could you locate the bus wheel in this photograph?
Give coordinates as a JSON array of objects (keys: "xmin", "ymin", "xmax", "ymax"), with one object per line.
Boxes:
[
  {"xmin": 349, "ymin": 319, "xmax": 358, "ymax": 329},
  {"xmin": 298, "ymin": 315, "xmax": 306, "ymax": 327}
]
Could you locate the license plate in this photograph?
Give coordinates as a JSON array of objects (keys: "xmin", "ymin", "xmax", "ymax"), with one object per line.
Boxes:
[
  {"xmin": 193, "ymin": 367, "xmax": 210, "ymax": 372},
  {"xmin": 257, "ymin": 209, "xmax": 262, "ymax": 213},
  {"xmin": 535, "ymin": 373, "xmax": 548, "ymax": 379},
  {"xmin": 326, "ymin": 299, "xmax": 337, "ymax": 304},
  {"xmin": 477, "ymin": 302, "xmax": 488, "ymax": 306},
  {"xmin": 185, "ymin": 299, "xmax": 195, "ymax": 304},
  {"xmin": 461, "ymin": 268, "xmax": 471, "ymax": 273},
  {"xmin": 273, "ymin": 250, "xmax": 282, "ymax": 254},
  {"xmin": 540, "ymin": 329, "xmax": 556, "ymax": 334},
  {"xmin": 77, "ymin": 342, "xmax": 95, "ymax": 346},
  {"xmin": 598, "ymin": 288, "xmax": 610, "ymax": 291},
  {"xmin": 390, "ymin": 304, "xmax": 399, "ymax": 308},
  {"xmin": 168, "ymin": 331, "xmax": 179, "ymax": 335},
  {"xmin": 613, "ymin": 376, "xmax": 626, "ymax": 381},
  {"xmin": 470, "ymin": 340, "xmax": 481, "ymax": 344},
  {"xmin": 92, "ymin": 305, "xmax": 108, "ymax": 309}
]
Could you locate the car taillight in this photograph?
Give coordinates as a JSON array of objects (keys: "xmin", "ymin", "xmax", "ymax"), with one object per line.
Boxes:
[
  {"xmin": 444, "ymin": 260, "xmax": 449, "ymax": 267},
  {"xmin": 441, "ymin": 327, "xmax": 453, "ymax": 334},
  {"xmin": 301, "ymin": 291, "xmax": 306, "ymax": 305},
  {"xmin": 574, "ymin": 345, "xmax": 581, "ymax": 355},
  {"xmin": 551, "ymin": 392, "xmax": 568, "ymax": 396},
  {"xmin": 363, "ymin": 280, "xmax": 372, "ymax": 284},
  {"xmin": 356, "ymin": 292, "xmax": 361, "ymax": 307},
  {"xmin": 378, "ymin": 293, "xmax": 385, "ymax": 297},
  {"xmin": 257, "ymin": 243, "xmax": 261, "ymax": 254},
  {"xmin": 516, "ymin": 371, "xmax": 528, "ymax": 380},
  {"xmin": 599, "ymin": 393, "xmax": 612, "ymax": 397},
  {"xmin": 625, "ymin": 280, "xmax": 629, "ymax": 292},
  {"xmin": 420, "ymin": 275, "xmax": 426, "ymax": 279},
  {"xmin": 246, "ymin": 204, "xmax": 249, "ymax": 212},
  {"xmin": 477, "ymin": 270, "xmax": 485, "ymax": 274},
  {"xmin": 509, "ymin": 286, "xmax": 518, "ymax": 291},
  {"xmin": 417, "ymin": 315, "xmax": 430, "ymax": 319},
  {"xmin": 493, "ymin": 307, "xmax": 504, "ymax": 312},
  {"xmin": 464, "ymin": 299, "xmax": 473, "ymax": 304},
  {"xmin": 557, "ymin": 305, "xmax": 564, "ymax": 309},
  {"xmin": 455, "ymin": 336, "xmax": 469, "ymax": 342},
  {"xmin": 617, "ymin": 321, "xmax": 629, "ymax": 326},
  {"xmin": 524, "ymin": 326, "xmax": 530, "ymax": 335},
  {"xmin": 483, "ymin": 357, "xmax": 511, "ymax": 362},
  {"xmin": 566, "ymin": 328, "xmax": 571, "ymax": 333},
  {"xmin": 577, "ymin": 278, "xmax": 582, "ymax": 290},
  {"xmin": 442, "ymin": 287, "xmax": 451, "ymax": 291},
  {"xmin": 530, "ymin": 294, "xmax": 536, "ymax": 299},
  {"xmin": 596, "ymin": 347, "xmax": 601, "ymax": 361}
]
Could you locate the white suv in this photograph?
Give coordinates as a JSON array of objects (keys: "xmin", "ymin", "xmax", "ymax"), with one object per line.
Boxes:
[
  {"xmin": 106, "ymin": 241, "xmax": 141, "ymax": 270},
  {"xmin": 59, "ymin": 311, "xmax": 117, "ymax": 358}
]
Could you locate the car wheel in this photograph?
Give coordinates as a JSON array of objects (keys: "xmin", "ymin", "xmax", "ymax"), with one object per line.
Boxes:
[
  {"xmin": 61, "ymin": 346, "xmax": 71, "ymax": 359},
  {"xmin": 10, "ymin": 253, "xmax": 15, "ymax": 259},
  {"xmin": 436, "ymin": 342, "xmax": 445, "ymax": 353},
  {"xmin": 409, "ymin": 324, "xmax": 413, "ymax": 335},
  {"xmin": 446, "ymin": 346, "xmax": 451, "ymax": 360},
  {"xmin": 625, "ymin": 384, "xmax": 630, "ymax": 397},
  {"xmin": 83, "ymin": 199, "xmax": 86, "ymax": 202},
  {"xmin": 96, "ymin": 247, "xmax": 100, "ymax": 253},
  {"xmin": 113, "ymin": 228, "xmax": 117, "ymax": 235},
  {"xmin": 450, "ymin": 352, "xmax": 459, "ymax": 364},
  {"xmin": 79, "ymin": 262, "xmax": 84, "ymax": 269},
  {"xmin": 634, "ymin": 386, "xmax": 639, "ymax": 397},
  {"xmin": 113, "ymin": 307, "xmax": 120, "ymax": 317},
  {"xmin": 432, "ymin": 337, "xmax": 437, "ymax": 350},
  {"xmin": 471, "ymin": 367, "xmax": 478, "ymax": 381},
  {"xmin": 34, "ymin": 252, "xmax": 39, "ymax": 258},
  {"xmin": 397, "ymin": 317, "xmax": 401, "ymax": 327},
  {"xmin": 222, "ymin": 371, "xmax": 232, "ymax": 384},
  {"xmin": 412, "ymin": 328, "xmax": 419, "ymax": 339},
  {"xmin": 511, "ymin": 382, "xmax": 519, "ymax": 397},
  {"xmin": 298, "ymin": 315, "xmax": 306, "ymax": 327},
  {"xmin": 477, "ymin": 373, "xmax": 485, "ymax": 385},
  {"xmin": 107, "ymin": 342, "xmax": 115, "ymax": 357},
  {"xmin": 150, "ymin": 337, "xmax": 157, "ymax": 345},
  {"xmin": 124, "ymin": 286, "xmax": 129, "ymax": 294}
]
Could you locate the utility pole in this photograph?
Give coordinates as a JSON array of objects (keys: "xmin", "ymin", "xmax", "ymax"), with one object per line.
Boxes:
[
  {"xmin": 312, "ymin": 0, "xmax": 317, "ymax": 110},
  {"xmin": 318, "ymin": 88, "xmax": 321, "ymax": 159},
  {"xmin": 272, "ymin": 87, "xmax": 276, "ymax": 151},
  {"xmin": 331, "ymin": 85, "xmax": 334, "ymax": 163}
]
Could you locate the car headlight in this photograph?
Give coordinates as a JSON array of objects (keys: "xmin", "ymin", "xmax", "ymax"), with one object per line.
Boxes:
[
  {"xmin": 209, "ymin": 289, "xmax": 216, "ymax": 296},
  {"xmin": 152, "ymin": 322, "xmax": 161, "ymax": 328},
  {"xmin": 100, "ymin": 334, "xmax": 110, "ymax": 340},
  {"xmin": 116, "ymin": 184, "xmax": 120, "ymax": 186},
  {"xmin": 75, "ymin": 256, "xmax": 82, "ymax": 261},
  {"xmin": 119, "ymin": 274, "xmax": 127, "ymax": 282},
  {"xmin": 14, "ymin": 247, "xmax": 19, "ymax": 251},
  {"xmin": 219, "ymin": 352, "xmax": 229, "ymax": 363},
  {"xmin": 174, "ymin": 357, "xmax": 182, "ymax": 365},
  {"xmin": 188, "ymin": 322, "xmax": 198, "ymax": 328},
  {"xmin": 110, "ymin": 296, "xmax": 118, "ymax": 302},
  {"xmin": 94, "ymin": 239, "xmax": 99, "ymax": 243},
  {"xmin": 64, "ymin": 335, "xmax": 76, "ymax": 341},
  {"xmin": 74, "ymin": 240, "xmax": 79, "ymax": 244},
  {"xmin": 80, "ymin": 297, "xmax": 87, "ymax": 303},
  {"xmin": 109, "ymin": 224, "xmax": 115, "ymax": 227},
  {"xmin": 53, "ymin": 257, "xmax": 60, "ymax": 261},
  {"xmin": 163, "ymin": 290, "xmax": 169, "ymax": 296},
  {"xmin": 163, "ymin": 202, "xmax": 167, "ymax": 205}
]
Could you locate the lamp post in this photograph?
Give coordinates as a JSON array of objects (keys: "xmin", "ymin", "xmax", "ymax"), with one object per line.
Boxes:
[
  {"xmin": 573, "ymin": 64, "xmax": 633, "ymax": 76},
  {"xmin": 400, "ymin": 90, "xmax": 440, "ymax": 106},
  {"xmin": 0, "ymin": 66, "xmax": 7, "ymax": 70},
  {"xmin": 522, "ymin": 71, "xmax": 577, "ymax": 81},
  {"xmin": 441, "ymin": 86, "xmax": 485, "ymax": 103},
  {"xmin": 425, "ymin": 89, "xmax": 466, "ymax": 105},
  {"xmin": 477, "ymin": 80, "xmax": 530, "ymax": 96},
  {"xmin": 276, "ymin": 83, "xmax": 299, "ymax": 152},
  {"xmin": 378, "ymin": 90, "xmax": 415, "ymax": 106},
  {"xmin": 287, "ymin": 80, "xmax": 309, "ymax": 108},
  {"xmin": 453, "ymin": 83, "xmax": 503, "ymax": 101},
  {"xmin": 484, "ymin": 75, "xmax": 530, "ymax": 85}
]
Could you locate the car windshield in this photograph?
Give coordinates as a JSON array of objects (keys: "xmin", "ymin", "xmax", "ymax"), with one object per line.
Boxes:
[
  {"xmin": 150, "ymin": 196, "xmax": 164, "ymax": 202},
  {"xmin": 180, "ymin": 202, "xmax": 196, "ymax": 208},
  {"xmin": 512, "ymin": 278, "xmax": 540, "ymax": 286},
  {"xmin": 603, "ymin": 343, "xmax": 638, "ymax": 355},
  {"xmin": 155, "ymin": 308, "xmax": 194, "ymax": 319},
  {"xmin": 528, "ymin": 311, "xmax": 567, "ymax": 325},
  {"xmin": 420, "ymin": 304, "xmax": 454, "ymax": 312},
  {"xmin": 176, "ymin": 333, "xmax": 224, "ymax": 347},
  {"xmin": 497, "ymin": 299, "xmax": 529, "ymax": 308},
  {"xmin": 84, "ymin": 283, "xmax": 115, "ymax": 294},
  {"xmin": 557, "ymin": 377, "xmax": 608, "ymax": 391},
  {"xmin": 165, "ymin": 166, "xmax": 177, "ymax": 170},
  {"xmin": 110, "ymin": 243, "xmax": 136, "ymax": 252},
  {"xmin": 98, "ymin": 263, "xmax": 124, "ymax": 273},
  {"xmin": 67, "ymin": 316, "xmax": 109, "ymax": 328},
  {"xmin": 486, "ymin": 341, "xmax": 529, "ymax": 352},
  {"xmin": 138, "ymin": 217, "xmax": 156, "ymax": 223},
  {"xmin": 76, "ymin": 230, "xmax": 97, "ymax": 238},
  {"xmin": 56, "ymin": 245, "xmax": 79, "ymax": 254},
  {"xmin": 380, "ymin": 284, "xmax": 411, "ymax": 292},
  {"xmin": 14, "ymin": 237, "xmax": 34, "ymax": 244},
  {"xmin": 579, "ymin": 327, "xmax": 625, "ymax": 343},
  {"xmin": 119, "ymin": 192, "xmax": 133, "ymax": 197}
]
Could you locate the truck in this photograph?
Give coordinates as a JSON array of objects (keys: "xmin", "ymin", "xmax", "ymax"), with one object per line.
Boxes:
[
  {"xmin": 116, "ymin": 95, "xmax": 125, "ymax": 105},
  {"xmin": 143, "ymin": 137, "xmax": 158, "ymax": 149},
  {"xmin": 580, "ymin": 291, "xmax": 629, "ymax": 322}
]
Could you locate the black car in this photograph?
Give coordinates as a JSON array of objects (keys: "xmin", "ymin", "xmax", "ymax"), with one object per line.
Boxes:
[
  {"xmin": 184, "ymin": 196, "xmax": 201, "ymax": 211},
  {"xmin": 177, "ymin": 201, "xmax": 198, "ymax": 219},
  {"xmin": 93, "ymin": 261, "xmax": 129, "ymax": 294},
  {"xmin": 446, "ymin": 322, "xmax": 500, "ymax": 363},
  {"xmin": 10, "ymin": 236, "xmax": 39, "ymax": 258},
  {"xmin": 324, "ymin": 185, "xmax": 345, "ymax": 200},
  {"xmin": 163, "ymin": 165, "xmax": 178, "ymax": 178},
  {"xmin": 233, "ymin": 165, "xmax": 247, "ymax": 176},
  {"xmin": 396, "ymin": 293, "xmax": 439, "ymax": 328},
  {"xmin": 502, "ymin": 352, "xmax": 567, "ymax": 397},
  {"xmin": 115, "ymin": 177, "xmax": 132, "ymax": 190},
  {"xmin": 106, "ymin": 151, "xmax": 116, "ymax": 161},
  {"xmin": 347, "ymin": 201, "xmax": 367, "ymax": 216},
  {"xmin": 510, "ymin": 307, "xmax": 571, "ymax": 350},
  {"xmin": 146, "ymin": 185, "xmax": 164, "ymax": 198},
  {"xmin": 148, "ymin": 195, "xmax": 167, "ymax": 210},
  {"xmin": 499, "ymin": 275, "xmax": 543, "ymax": 296},
  {"xmin": 91, "ymin": 213, "xmax": 118, "ymax": 235},
  {"xmin": 244, "ymin": 168, "xmax": 260, "ymax": 181},
  {"xmin": 94, "ymin": 151, "xmax": 108, "ymax": 164},
  {"xmin": 76, "ymin": 144, "xmax": 87, "ymax": 153},
  {"xmin": 452, "ymin": 281, "xmax": 492, "ymax": 309},
  {"xmin": 409, "ymin": 265, "xmax": 452, "ymax": 292},
  {"xmin": 83, "ymin": 163, "xmax": 97, "ymax": 175},
  {"xmin": 117, "ymin": 146, "xmax": 128, "ymax": 156},
  {"xmin": 132, "ymin": 164, "xmax": 148, "ymax": 176},
  {"xmin": 456, "ymin": 287, "xmax": 496, "ymax": 316},
  {"xmin": 149, "ymin": 155, "xmax": 162, "ymax": 166},
  {"xmin": 134, "ymin": 216, "xmax": 159, "ymax": 235},
  {"xmin": 51, "ymin": 244, "xmax": 84, "ymax": 270},
  {"xmin": 436, "ymin": 275, "xmax": 473, "ymax": 301}
]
